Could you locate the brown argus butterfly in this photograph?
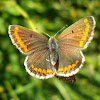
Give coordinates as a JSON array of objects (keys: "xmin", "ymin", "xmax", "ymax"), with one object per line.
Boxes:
[{"xmin": 8, "ymin": 16, "xmax": 96, "ymax": 82}]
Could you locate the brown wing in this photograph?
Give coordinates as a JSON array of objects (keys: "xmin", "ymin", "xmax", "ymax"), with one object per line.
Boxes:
[
  {"xmin": 24, "ymin": 49, "xmax": 56, "ymax": 79},
  {"xmin": 56, "ymin": 46, "xmax": 85, "ymax": 77},
  {"xmin": 56, "ymin": 16, "xmax": 95, "ymax": 77},
  {"xmin": 8, "ymin": 25, "xmax": 48, "ymax": 54},
  {"xmin": 56, "ymin": 75, "xmax": 76, "ymax": 83},
  {"xmin": 57, "ymin": 16, "xmax": 96, "ymax": 50}
]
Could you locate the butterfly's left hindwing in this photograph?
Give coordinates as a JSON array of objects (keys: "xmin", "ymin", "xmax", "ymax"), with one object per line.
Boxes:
[{"xmin": 25, "ymin": 49, "xmax": 56, "ymax": 79}]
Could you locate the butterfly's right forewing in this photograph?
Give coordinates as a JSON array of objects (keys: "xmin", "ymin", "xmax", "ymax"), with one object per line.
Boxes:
[{"xmin": 57, "ymin": 16, "xmax": 96, "ymax": 50}]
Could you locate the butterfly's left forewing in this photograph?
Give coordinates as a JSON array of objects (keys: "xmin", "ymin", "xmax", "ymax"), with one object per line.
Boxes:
[{"xmin": 8, "ymin": 25, "xmax": 48, "ymax": 54}]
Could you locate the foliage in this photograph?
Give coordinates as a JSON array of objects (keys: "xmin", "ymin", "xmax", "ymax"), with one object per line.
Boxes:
[{"xmin": 0, "ymin": 0, "xmax": 100, "ymax": 100}]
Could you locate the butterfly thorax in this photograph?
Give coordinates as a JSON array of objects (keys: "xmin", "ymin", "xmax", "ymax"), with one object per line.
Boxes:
[{"xmin": 48, "ymin": 36, "xmax": 58, "ymax": 66}]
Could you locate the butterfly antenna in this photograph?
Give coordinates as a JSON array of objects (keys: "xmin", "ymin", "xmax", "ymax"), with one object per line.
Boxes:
[
  {"xmin": 36, "ymin": 28, "xmax": 51, "ymax": 37},
  {"xmin": 54, "ymin": 24, "xmax": 68, "ymax": 37}
]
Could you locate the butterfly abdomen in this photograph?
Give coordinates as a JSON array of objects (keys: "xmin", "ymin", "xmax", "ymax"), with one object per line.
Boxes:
[{"xmin": 48, "ymin": 36, "xmax": 58, "ymax": 66}]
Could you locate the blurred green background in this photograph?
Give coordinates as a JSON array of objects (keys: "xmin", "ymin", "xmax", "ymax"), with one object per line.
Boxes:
[{"xmin": 0, "ymin": 0, "xmax": 100, "ymax": 100}]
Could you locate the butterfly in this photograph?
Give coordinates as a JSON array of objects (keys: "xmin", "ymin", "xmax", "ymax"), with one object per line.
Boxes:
[{"xmin": 8, "ymin": 16, "xmax": 96, "ymax": 81}]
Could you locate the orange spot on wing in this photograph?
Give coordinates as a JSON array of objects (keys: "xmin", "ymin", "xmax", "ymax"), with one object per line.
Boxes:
[
  {"xmin": 86, "ymin": 23, "xmax": 90, "ymax": 27},
  {"xmin": 68, "ymin": 65, "xmax": 72, "ymax": 71},
  {"xmin": 83, "ymin": 32, "xmax": 88, "ymax": 35},
  {"xmin": 82, "ymin": 36, "xmax": 86, "ymax": 40},
  {"xmin": 15, "ymin": 35, "xmax": 20, "ymax": 38},
  {"xmin": 34, "ymin": 67, "xmax": 38, "ymax": 72},
  {"xmin": 31, "ymin": 65, "xmax": 34, "ymax": 69},
  {"xmin": 15, "ymin": 27, "xmax": 19, "ymax": 30},
  {"xmin": 72, "ymin": 64, "xmax": 76, "ymax": 68},
  {"xmin": 19, "ymin": 42, "xmax": 24, "ymax": 46},
  {"xmin": 38, "ymin": 68, "xmax": 42, "ymax": 74},
  {"xmin": 47, "ymin": 69, "xmax": 53, "ymax": 73},
  {"xmin": 85, "ymin": 28, "xmax": 89, "ymax": 31},
  {"xmin": 17, "ymin": 38, "xmax": 22, "ymax": 42},
  {"xmin": 14, "ymin": 32, "xmax": 28, "ymax": 52},
  {"xmin": 79, "ymin": 41, "xmax": 84, "ymax": 47},
  {"xmin": 58, "ymin": 68, "xmax": 63, "ymax": 72},
  {"xmin": 14, "ymin": 31, "xmax": 18, "ymax": 34},
  {"xmin": 75, "ymin": 60, "xmax": 78, "ymax": 64},
  {"xmin": 23, "ymin": 45, "xmax": 27, "ymax": 52},
  {"xmin": 15, "ymin": 35, "xmax": 22, "ymax": 43},
  {"xmin": 64, "ymin": 66, "xmax": 68, "ymax": 72},
  {"xmin": 42, "ymin": 69, "xmax": 46, "ymax": 75},
  {"xmin": 84, "ymin": 19, "xmax": 88, "ymax": 23}
]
